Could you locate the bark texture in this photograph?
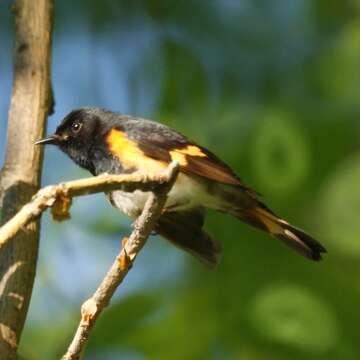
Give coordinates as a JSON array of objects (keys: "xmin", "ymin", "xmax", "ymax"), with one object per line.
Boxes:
[{"xmin": 0, "ymin": 0, "xmax": 54, "ymax": 358}]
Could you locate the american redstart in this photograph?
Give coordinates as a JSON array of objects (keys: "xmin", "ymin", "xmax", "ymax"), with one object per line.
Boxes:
[{"xmin": 36, "ymin": 108, "xmax": 326, "ymax": 267}]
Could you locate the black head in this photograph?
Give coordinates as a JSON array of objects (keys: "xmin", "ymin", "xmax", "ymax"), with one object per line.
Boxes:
[{"xmin": 36, "ymin": 108, "xmax": 106, "ymax": 173}]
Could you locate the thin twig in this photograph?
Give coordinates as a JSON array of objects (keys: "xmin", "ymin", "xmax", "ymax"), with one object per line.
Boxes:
[
  {"xmin": 0, "ymin": 165, "xmax": 178, "ymax": 248},
  {"xmin": 61, "ymin": 162, "xmax": 179, "ymax": 360}
]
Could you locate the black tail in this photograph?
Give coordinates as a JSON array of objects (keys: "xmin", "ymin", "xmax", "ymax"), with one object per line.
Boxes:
[{"xmin": 234, "ymin": 205, "xmax": 326, "ymax": 261}]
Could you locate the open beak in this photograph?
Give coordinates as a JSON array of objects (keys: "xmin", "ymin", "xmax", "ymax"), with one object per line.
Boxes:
[{"xmin": 35, "ymin": 134, "xmax": 59, "ymax": 145}]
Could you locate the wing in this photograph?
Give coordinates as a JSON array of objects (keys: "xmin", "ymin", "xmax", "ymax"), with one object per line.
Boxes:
[
  {"xmin": 114, "ymin": 118, "xmax": 256, "ymax": 194},
  {"xmin": 155, "ymin": 208, "xmax": 221, "ymax": 268}
]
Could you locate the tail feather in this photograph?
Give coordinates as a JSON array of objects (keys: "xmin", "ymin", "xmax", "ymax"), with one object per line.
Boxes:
[{"xmin": 237, "ymin": 205, "xmax": 326, "ymax": 261}]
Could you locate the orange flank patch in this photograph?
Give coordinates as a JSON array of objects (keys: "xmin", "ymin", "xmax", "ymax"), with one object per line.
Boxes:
[
  {"xmin": 106, "ymin": 129, "xmax": 167, "ymax": 172},
  {"xmin": 170, "ymin": 145, "xmax": 207, "ymax": 166}
]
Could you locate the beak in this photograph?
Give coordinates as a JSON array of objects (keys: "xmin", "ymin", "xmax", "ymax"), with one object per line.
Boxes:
[{"xmin": 35, "ymin": 134, "xmax": 60, "ymax": 145}]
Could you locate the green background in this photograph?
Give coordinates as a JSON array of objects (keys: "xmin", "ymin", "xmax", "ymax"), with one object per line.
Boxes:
[{"xmin": 1, "ymin": 1, "xmax": 360, "ymax": 359}]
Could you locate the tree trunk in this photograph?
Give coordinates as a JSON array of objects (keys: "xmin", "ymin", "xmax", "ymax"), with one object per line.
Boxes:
[{"xmin": 0, "ymin": 0, "xmax": 54, "ymax": 358}]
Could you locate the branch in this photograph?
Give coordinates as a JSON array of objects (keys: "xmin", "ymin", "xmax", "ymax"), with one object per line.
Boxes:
[
  {"xmin": 0, "ymin": 162, "xmax": 179, "ymax": 359},
  {"xmin": 61, "ymin": 162, "xmax": 179, "ymax": 360},
  {"xmin": 0, "ymin": 0, "xmax": 54, "ymax": 357},
  {"xmin": 0, "ymin": 164, "xmax": 179, "ymax": 248}
]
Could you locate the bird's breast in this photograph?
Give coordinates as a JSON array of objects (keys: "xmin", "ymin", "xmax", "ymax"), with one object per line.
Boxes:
[{"xmin": 107, "ymin": 172, "xmax": 217, "ymax": 218}]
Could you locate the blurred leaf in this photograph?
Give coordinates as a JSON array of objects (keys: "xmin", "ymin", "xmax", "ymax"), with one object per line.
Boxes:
[
  {"xmin": 320, "ymin": 153, "xmax": 360, "ymax": 257},
  {"xmin": 19, "ymin": 314, "xmax": 77, "ymax": 360},
  {"xmin": 318, "ymin": 21, "xmax": 360, "ymax": 108},
  {"xmin": 249, "ymin": 284, "xmax": 339, "ymax": 353},
  {"xmin": 250, "ymin": 110, "xmax": 310, "ymax": 195},
  {"xmin": 88, "ymin": 293, "xmax": 164, "ymax": 349}
]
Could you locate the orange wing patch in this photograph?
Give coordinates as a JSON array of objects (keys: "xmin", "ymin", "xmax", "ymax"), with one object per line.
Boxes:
[
  {"xmin": 106, "ymin": 129, "xmax": 166, "ymax": 172},
  {"xmin": 170, "ymin": 145, "xmax": 207, "ymax": 166},
  {"xmin": 107, "ymin": 130, "xmax": 243, "ymax": 187}
]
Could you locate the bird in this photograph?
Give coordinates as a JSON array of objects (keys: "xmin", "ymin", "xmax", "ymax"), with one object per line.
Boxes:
[{"xmin": 36, "ymin": 107, "xmax": 326, "ymax": 267}]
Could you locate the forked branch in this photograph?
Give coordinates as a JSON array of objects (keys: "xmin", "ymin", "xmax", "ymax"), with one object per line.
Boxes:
[
  {"xmin": 0, "ymin": 162, "xmax": 179, "ymax": 360},
  {"xmin": 0, "ymin": 163, "xmax": 179, "ymax": 248}
]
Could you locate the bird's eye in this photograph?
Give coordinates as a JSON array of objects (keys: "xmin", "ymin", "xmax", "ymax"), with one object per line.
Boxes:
[{"xmin": 71, "ymin": 122, "xmax": 82, "ymax": 133}]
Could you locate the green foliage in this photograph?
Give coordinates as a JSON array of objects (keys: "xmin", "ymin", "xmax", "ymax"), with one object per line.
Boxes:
[
  {"xmin": 250, "ymin": 110, "xmax": 310, "ymax": 196},
  {"xmin": 320, "ymin": 153, "xmax": 360, "ymax": 257},
  {"xmin": 250, "ymin": 285, "xmax": 338, "ymax": 353},
  {"xmin": 6, "ymin": 1, "xmax": 360, "ymax": 359}
]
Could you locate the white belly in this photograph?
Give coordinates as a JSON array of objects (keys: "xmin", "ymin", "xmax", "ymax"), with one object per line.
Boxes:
[{"xmin": 108, "ymin": 173, "xmax": 217, "ymax": 218}]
